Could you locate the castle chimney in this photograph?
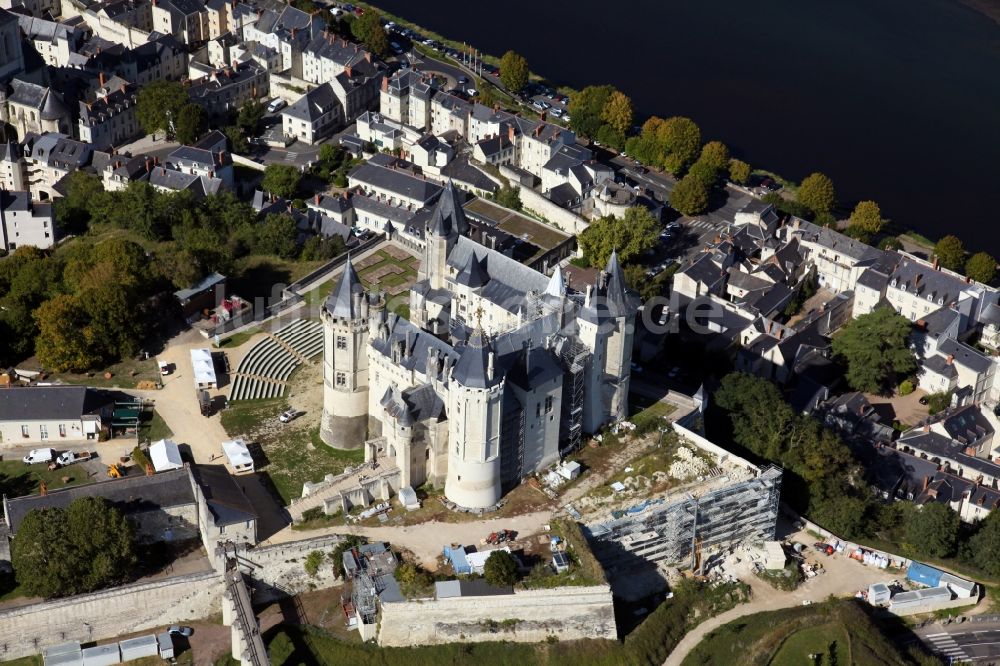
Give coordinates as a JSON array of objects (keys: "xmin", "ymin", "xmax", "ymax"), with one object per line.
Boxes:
[
  {"xmin": 947, "ymin": 355, "xmax": 955, "ymax": 365},
  {"xmin": 314, "ymin": 193, "xmax": 321, "ymax": 205},
  {"xmin": 507, "ymin": 124, "xmax": 515, "ymax": 143},
  {"xmin": 585, "ymin": 284, "xmax": 593, "ymax": 308},
  {"xmin": 487, "ymin": 351, "xmax": 495, "ymax": 382},
  {"xmin": 381, "ymin": 75, "xmax": 388, "ymax": 92},
  {"xmin": 99, "ymin": 71, "xmax": 105, "ymax": 87}
]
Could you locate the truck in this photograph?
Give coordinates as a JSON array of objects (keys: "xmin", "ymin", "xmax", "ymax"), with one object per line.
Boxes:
[
  {"xmin": 22, "ymin": 448, "xmax": 55, "ymax": 465},
  {"xmin": 158, "ymin": 360, "xmax": 171, "ymax": 376},
  {"xmin": 199, "ymin": 389, "xmax": 212, "ymax": 416},
  {"xmin": 56, "ymin": 450, "xmax": 93, "ymax": 466}
]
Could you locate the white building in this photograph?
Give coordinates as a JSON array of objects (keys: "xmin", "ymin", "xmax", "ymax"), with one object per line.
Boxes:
[
  {"xmin": 0, "ymin": 190, "xmax": 54, "ymax": 251},
  {"xmin": 320, "ymin": 182, "xmax": 635, "ymax": 510},
  {"xmin": 0, "ymin": 386, "xmax": 103, "ymax": 445}
]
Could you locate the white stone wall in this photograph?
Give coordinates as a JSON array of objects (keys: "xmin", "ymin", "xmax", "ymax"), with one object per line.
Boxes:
[
  {"xmin": 377, "ymin": 585, "xmax": 617, "ymax": 646},
  {"xmin": 0, "ymin": 570, "xmax": 222, "ymax": 661}
]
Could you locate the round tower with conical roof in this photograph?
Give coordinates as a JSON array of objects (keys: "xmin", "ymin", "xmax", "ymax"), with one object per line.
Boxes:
[
  {"xmin": 444, "ymin": 318, "xmax": 504, "ymax": 509},
  {"xmin": 320, "ymin": 257, "xmax": 371, "ymax": 450}
]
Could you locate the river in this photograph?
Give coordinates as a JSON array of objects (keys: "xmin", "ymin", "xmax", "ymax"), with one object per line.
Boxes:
[{"xmin": 369, "ymin": 0, "xmax": 1000, "ymax": 255}]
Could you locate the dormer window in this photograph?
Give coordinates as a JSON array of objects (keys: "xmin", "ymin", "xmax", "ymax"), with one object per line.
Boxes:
[
  {"xmin": 927, "ymin": 293, "xmax": 933, "ymax": 302},
  {"xmin": 890, "ymin": 278, "xmax": 897, "ymax": 287}
]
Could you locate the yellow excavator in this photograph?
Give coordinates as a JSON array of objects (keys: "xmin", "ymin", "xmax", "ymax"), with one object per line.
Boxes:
[{"xmin": 107, "ymin": 463, "xmax": 123, "ymax": 479}]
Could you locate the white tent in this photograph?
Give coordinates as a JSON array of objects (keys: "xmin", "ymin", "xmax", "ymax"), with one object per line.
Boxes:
[
  {"xmin": 149, "ymin": 439, "xmax": 183, "ymax": 472},
  {"xmin": 190, "ymin": 348, "xmax": 217, "ymax": 389},
  {"xmin": 222, "ymin": 438, "xmax": 254, "ymax": 473}
]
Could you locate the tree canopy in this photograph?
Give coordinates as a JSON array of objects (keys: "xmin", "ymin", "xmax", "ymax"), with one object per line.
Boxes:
[
  {"xmin": 492, "ymin": 184, "xmax": 522, "ymax": 211},
  {"xmin": 966, "ymin": 251, "xmax": 997, "ymax": 284},
  {"xmin": 136, "ymin": 80, "xmax": 191, "ymax": 137},
  {"xmin": 499, "ymin": 50, "xmax": 529, "ymax": 92},
  {"xmin": 831, "ymin": 306, "xmax": 916, "ymax": 394},
  {"xmin": 174, "ymin": 103, "xmax": 207, "ymax": 145},
  {"xmin": 848, "ymin": 200, "xmax": 885, "ymax": 235},
  {"xmin": 796, "ymin": 172, "xmax": 836, "ymax": 216},
  {"xmin": 659, "ymin": 116, "xmax": 702, "ymax": 175},
  {"xmin": 728, "ymin": 159, "xmax": 751, "ymax": 185},
  {"xmin": 601, "ymin": 91, "xmax": 633, "ymax": 137},
  {"xmin": 905, "ymin": 503, "xmax": 960, "ymax": 559},
  {"xmin": 966, "ymin": 511, "xmax": 1000, "ymax": 576},
  {"xmin": 350, "ymin": 10, "xmax": 388, "ymax": 56},
  {"xmin": 934, "ymin": 235, "xmax": 966, "ymax": 271},
  {"xmin": 11, "ymin": 497, "xmax": 137, "ymax": 598},
  {"xmin": 567, "ymin": 85, "xmax": 614, "ymax": 139},
  {"xmin": 577, "ymin": 206, "xmax": 660, "ymax": 268},
  {"xmin": 261, "ymin": 164, "xmax": 302, "ymax": 199},
  {"xmin": 669, "ymin": 174, "xmax": 709, "ymax": 216},
  {"xmin": 483, "ymin": 550, "xmax": 519, "ymax": 586}
]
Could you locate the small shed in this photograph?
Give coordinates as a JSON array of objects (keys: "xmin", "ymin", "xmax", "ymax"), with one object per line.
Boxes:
[
  {"xmin": 44, "ymin": 642, "xmax": 82, "ymax": 666},
  {"xmin": 398, "ymin": 486, "xmax": 420, "ymax": 511},
  {"xmin": 762, "ymin": 541, "xmax": 786, "ymax": 570},
  {"xmin": 941, "ymin": 571, "xmax": 978, "ymax": 599},
  {"xmin": 81, "ymin": 643, "xmax": 120, "ymax": 666},
  {"xmin": 558, "ymin": 461, "xmax": 582, "ymax": 481},
  {"xmin": 906, "ymin": 561, "xmax": 944, "ymax": 588},
  {"xmin": 552, "ymin": 551, "xmax": 570, "ymax": 573},
  {"xmin": 149, "ymin": 439, "xmax": 183, "ymax": 472},
  {"xmin": 191, "ymin": 348, "xmax": 217, "ymax": 389},
  {"xmin": 889, "ymin": 586, "xmax": 953, "ymax": 613},
  {"xmin": 466, "ymin": 547, "xmax": 511, "ymax": 575},
  {"xmin": 119, "ymin": 635, "xmax": 158, "ymax": 661},
  {"xmin": 222, "ymin": 438, "xmax": 254, "ymax": 473},
  {"xmin": 868, "ymin": 582, "xmax": 891, "ymax": 606},
  {"xmin": 156, "ymin": 633, "xmax": 174, "ymax": 660},
  {"xmin": 443, "ymin": 544, "xmax": 471, "ymax": 574}
]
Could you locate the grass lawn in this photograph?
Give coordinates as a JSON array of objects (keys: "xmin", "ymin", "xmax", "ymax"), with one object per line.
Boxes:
[
  {"xmin": 44, "ymin": 354, "xmax": 159, "ymax": 389},
  {"xmin": 0, "ymin": 459, "xmax": 91, "ymax": 498},
  {"xmin": 139, "ymin": 409, "xmax": 173, "ymax": 443},
  {"xmin": 0, "ymin": 657, "xmax": 40, "ymax": 666},
  {"xmin": 770, "ymin": 623, "xmax": 850, "ymax": 666},
  {"xmin": 220, "ymin": 398, "xmax": 363, "ymax": 505},
  {"xmin": 218, "ymin": 327, "xmax": 261, "ymax": 349}
]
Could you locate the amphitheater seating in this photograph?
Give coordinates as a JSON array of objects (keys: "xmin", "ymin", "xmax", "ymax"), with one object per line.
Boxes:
[{"xmin": 228, "ymin": 319, "xmax": 324, "ymax": 401}]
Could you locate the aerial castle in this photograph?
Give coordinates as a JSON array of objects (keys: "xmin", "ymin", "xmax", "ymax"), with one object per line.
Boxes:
[{"xmin": 320, "ymin": 183, "xmax": 635, "ymax": 509}]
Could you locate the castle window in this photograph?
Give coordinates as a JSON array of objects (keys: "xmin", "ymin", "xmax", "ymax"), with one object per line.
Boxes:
[
  {"xmin": 336, "ymin": 335, "xmax": 347, "ymax": 350},
  {"xmin": 544, "ymin": 396, "xmax": 553, "ymax": 414},
  {"xmin": 336, "ymin": 372, "xmax": 346, "ymax": 386}
]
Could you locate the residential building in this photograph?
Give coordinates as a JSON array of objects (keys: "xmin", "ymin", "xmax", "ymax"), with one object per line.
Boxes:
[
  {"xmin": 302, "ymin": 32, "xmax": 370, "ymax": 84},
  {"xmin": 347, "ymin": 153, "xmax": 443, "ymax": 209},
  {"xmin": 151, "ymin": 0, "xmax": 210, "ymax": 45},
  {"xmin": 282, "ymin": 82, "xmax": 340, "ymax": 145},
  {"xmin": 240, "ymin": 4, "xmax": 320, "ymax": 74},
  {"xmin": 22, "ymin": 132, "xmax": 93, "ymax": 200},
  {"xmin": 166, "ymin": 132, "xmax": 234, "ymax": 189},
  {"xmin": 16, "ymin": 13, "xmax": 88, "ymax": 67},
  {"xmin": 0, "ymin": 140, "xmax": 25, "ymax": 190},
  {"xmin": 0, "ymin": 189, "xmax": 54, "ymax": 251},
  {"xmin": 0, "ymin": 386, "xmax": 104, "ymax": 444},
  {"xmin": 186, "ymin": 61, "xmax": 267, "ymax": 117},
  {"xmin": 78, "ymin": 77, "xmax": 141, "ymax": 149},
  {"xmin": 781, "ymin": 218, "xmax": 884, "ymax": 293},
  {"xmin": 379, "ymin": 69, "xmax": 434, "ymax": 129},
  {"xmin": 0, "ymin": 8, "xmax": 25, "ymax": 82}
]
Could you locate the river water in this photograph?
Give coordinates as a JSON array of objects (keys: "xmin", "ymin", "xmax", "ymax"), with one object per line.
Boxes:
[{"xmin": 371, "ymin": 0, "xmax": 1000, "ymax": 254}]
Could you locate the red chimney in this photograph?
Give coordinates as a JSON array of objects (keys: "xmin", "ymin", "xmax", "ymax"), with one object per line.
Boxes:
[
  {"xmin": 314, "ymin": 193, "xmax": 321, "ymax": 204},
  {"xmin": 99, "ymin": 71, "xmax": 105, "ymax": 87},
  {"xmin": 381, "ymin": 76, "xmax": 388, "ymax": 92}
]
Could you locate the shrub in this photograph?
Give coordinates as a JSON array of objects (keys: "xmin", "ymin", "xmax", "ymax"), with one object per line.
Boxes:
[
  {"xmin": 898, "ymin": 380, "xmax": 914, "ymax": 396},
  {"xmin": 304, "ymin": 550, "xmax": 324, "ymax": 577}
]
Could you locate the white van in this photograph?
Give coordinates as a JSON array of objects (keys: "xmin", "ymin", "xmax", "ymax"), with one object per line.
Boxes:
[{"xmin": 267, "ymin": 98, "xmax": 286, "ymax": 113}]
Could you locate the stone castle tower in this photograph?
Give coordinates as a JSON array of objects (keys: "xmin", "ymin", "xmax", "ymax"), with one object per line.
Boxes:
[
  {"xmin": 320, "ymin": 258, "xmax": 372, "ymax": 450},
  {"xmin": 444, "ymin": 323, "xmax": 504, "ymax": 509}
]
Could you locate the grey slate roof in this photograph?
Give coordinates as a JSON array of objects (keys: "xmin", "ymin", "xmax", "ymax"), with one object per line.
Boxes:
[
  {"xmin": 982, "ymin": 302, "xmax": 1000, "ymax": 328},
  {"xmin": 604, "ymin": 250, "xmax": 628, "ymax": 318},
  {"xmin": 456, "ymin": 250, "xmax": 489, "ymax": 289},
  {"xmin": 190, "ymin": 464, "xmax": 257, "ymax": 526},
  {"xmin": 370, "ymin": 313, "xmax": 458, "ymax": 380},
  {"xmin": 888, "ymin": 257, "xmax": 969, "ymax": 306},
  {"xmin": 940, "ymin": 405, "xmax": 993, "ymax": 446},
  {"xmin": 427, "ymin": 180, "xmax": 469, "ymax": 237},
  {"xmin": 325, "ymin": 257, "xmax": 364, "ymax": 318},
  {"xmin": 938, "ymin": 338, "xmax": 992, "ymax": 374},
  {"xmin": 447, "ymin": 236, "xmax": 549, "ymax": 313},
  {"xmin": 5, "ymin": 467, "xmax": 195, "ymax": 533},
  {"xmin": 789, "ymin": 219, "xmax": 884, "ymax": 263},
  {"xmin": 348, "ymin": 154, "xmax": 443, "ymax": 204},
  {"xmin": 282, "ymin": 82, "xmax": 338, "ymax": 122},
  {"xmin": 0, "ymin": 386, "xmax": 96, "ymax": 422},
  {"xmin": 452, "ymin": 326, "xmax": 498, "ymax": 389}
]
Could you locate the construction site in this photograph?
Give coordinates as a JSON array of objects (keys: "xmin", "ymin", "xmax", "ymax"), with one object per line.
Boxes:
[{"xmin": 583, "ymin": 424, "xmax": 783, "ymax": 575}]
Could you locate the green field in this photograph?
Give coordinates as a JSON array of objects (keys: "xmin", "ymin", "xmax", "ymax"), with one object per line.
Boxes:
[
  {"xmin": 0, "ymin": 459, "xmax": 91, "ymax": 498},
  {"xmin": 681, "ymin": 600, "xmax": 933, "ymax": 666}
]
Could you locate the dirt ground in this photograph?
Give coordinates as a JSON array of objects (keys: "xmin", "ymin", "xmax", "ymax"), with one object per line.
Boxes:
[{"xmin": 865, "ymin": 388, "xmax": 931, "ymax": 428}]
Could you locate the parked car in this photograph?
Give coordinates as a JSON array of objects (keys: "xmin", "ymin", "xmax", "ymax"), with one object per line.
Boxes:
[
  {"xmin": 458, "ymin": 75, "xmax": 468, "ymax": 84},
  {"xmin": 279, "ymin": 409, "xmax": 299, "ymax": 424},
  {"xmin": 532, "ymin": 100, "xmax": 546, "ymax": 111},
  {"xmin": 57, "ymin": 450, "xmax": 93, "ymax": 466},
  {"xmin": 266, "ymin": 98, "xmax": 286, "ymax": 113},
  {"xmin": 23, "ymin": 448, "xmax": 55, "ymax": 465},
  {"xmin": 158, "ymin": 360, "xmax": 171, "ymax": 376},
  {"xmin": 168, "ymin": 626, "xmax": 193, "ymax": 637}
]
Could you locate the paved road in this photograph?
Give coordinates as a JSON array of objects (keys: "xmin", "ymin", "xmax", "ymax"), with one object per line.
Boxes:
[{"xmin": 918, "ymin": 623, "xmax": 1000, "ymax": 663}]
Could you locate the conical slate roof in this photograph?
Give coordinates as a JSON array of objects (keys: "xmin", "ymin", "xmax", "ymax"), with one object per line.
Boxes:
[
  {"xmin": 452, "ymin": 325, "xmax": 496, "ymax": 389},
  {"xmin": 456, "ymin": 251, "xmax": 489, "ymax": 289},
  {"xmin": 604, "ymin": 249, "xmax": 629, "ymax": 318},
  {"xmin": 427, "ymin": 180, "xmax": 468, "ymax": 238},
  {"xmin": 325, "ymin": 256, "xmax": 364, "ymax": 318},
  {"xmin": 544, "ymin": 264, "xmax": 565, "ymax": 298}
]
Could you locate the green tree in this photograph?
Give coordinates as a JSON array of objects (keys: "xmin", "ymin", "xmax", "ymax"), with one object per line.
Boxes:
[
  {"xmin": 577, "ymin": 206, "xmax": 660, "ymax": 267},
  {"xmin": 34, "ymin": 294, "xmax": 103, "ymax": 372},
  {"xmin": 796, "ymin": 172, "xmax": 836, "ymax": 216},
  {"xmin": 966, "ymin": 251, "xmax": 997, "ymax": 284},
  {"xmin": 393, "ymin": 561, "xmax": 432, "ymax": 597},
  {"xmin": 669, "ymin": 174, "xmax": 709, "ymax": 216},
  {"xmin": 237, "ymin": 98, "xmax": 265, "ymax": 135},
  {"xmin": 498, "ymin": 50, "xmax": 529, "ymax": 92},
  {"xmin": 905, "ymin": 502, "xmax": 960, "ymax": 558},
  {"xmin": 934, "ymin": 235, "xmax": 966, "ymax": 271},
  {"xmin": 304, "ymin": 550, "xmax": 324, "ymax": 577},
  {"xmin": 224, "ymin": 125, "xmax": 250, "ymax": 154},
  {"xmin": 55, "ymin": 171, "xmax": 105, "ymax": 233},
  {"xmin": 175, "ymin": 103, "xmax": 207, "ymax": 145},
  {"xmin": 832, "ymin": 306, "xmax": 917, "ymax": 394},
  {"xmin": 967, "ymin": 511, "xmax": 1000, "ymax": 576},
  {"xmin": 601, "ymin": 90, "xmax": 633, "ymax": 137},
  {"xmin": 255, "ymin": 214, "xmax": 299, "ymax": 258},
  {"xmin": 728, "ymin": 159, "xmax": 751, "ymax": 185},
  {"xmin": 567, "ymin": 85, "xmax": 614, "ymax": 138},
  {"xmin": 351, "ymin": 10, "xmax": 388, "ymax": 56},
  {"xmin": 697, "ymin": 141, "xmax": 730, "ymax": 172},
  {"xmin": 715, "ymin": 373, "xmax": 795, "ymax": 461},
  {"xmin": 658, "ymin": 116, "xmax": 701, "ymax": 174},
  {"xmin": 493, "ymin": 184, "xmax": 522, "ymax": 211},
  {"xmin": 12, "ymin": 497, "xmax": 137, "ymax": 598},
  {"xmin": 483, "ymin": 550, "xmax": 519, "ymax": 587},
  {"xmin": 261, "ymin": 164, "xmax": 302, "ymax": 199},
  {"xmin": 135, "ymin": 80, "xmax": 190, "ymax": 136},
  {"xmin": 848, "ymin": 200, "xmax": 885, "ymax": 235}
]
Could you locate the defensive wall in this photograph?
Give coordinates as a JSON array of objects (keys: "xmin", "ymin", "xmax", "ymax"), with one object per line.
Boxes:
[{"xmin": 376, "ymin": 584, "xmax": 617, "ymax": 646}]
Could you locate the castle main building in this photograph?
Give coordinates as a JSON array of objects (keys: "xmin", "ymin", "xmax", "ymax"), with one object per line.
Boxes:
[{"xmin": 320, "ymin": 183, "xmax": 636, "ymax": 509}]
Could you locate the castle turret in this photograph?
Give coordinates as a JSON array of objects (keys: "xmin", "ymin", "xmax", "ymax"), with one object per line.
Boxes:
[
  {"xmin": 320, "ymin": 257, "xmax": 371, "ymax": 450},
  {"xmin": 419, "ymin": 180, "xmax": 467, "ymax": 290},
  {"xmin": 602, "ymin": 249, "xmax": 635, "ymax": 422},
  {"xmin": 444, "ymin": 324, "xmax": 503, "ymax": 509}
]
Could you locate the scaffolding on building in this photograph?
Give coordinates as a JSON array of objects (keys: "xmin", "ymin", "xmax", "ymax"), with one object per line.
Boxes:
[
  {"xmin": 585, "ymin": 466, "xmax": 783, "ymax": 570},
  {"xmin": 351, "ymin": 570, "xmax": 378, "ymax": 626},
  {"xmin": 558, "ymin": 337, "xmax": 589, "ymax": 455}
]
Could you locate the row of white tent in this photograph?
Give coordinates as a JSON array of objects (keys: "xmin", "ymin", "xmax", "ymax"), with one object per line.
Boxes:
[{"xmin": 149, "ymin": 438, "xmax": 254, "ymax": 474}]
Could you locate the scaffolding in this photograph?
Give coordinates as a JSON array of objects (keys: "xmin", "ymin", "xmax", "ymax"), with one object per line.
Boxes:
[
  {"xmin": 558, "ymin": 338, "xmax": 589, "ymax": 455},
  {"xmin": 585, "ymin": 466, "xmax": 783, "ymax": 570},
  {"xmin": 351, "ymin": 570, "xmax": 378, "ymax": 626}
]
